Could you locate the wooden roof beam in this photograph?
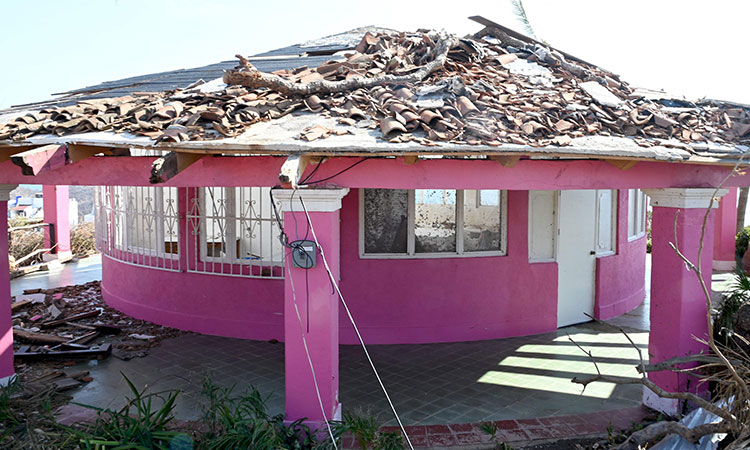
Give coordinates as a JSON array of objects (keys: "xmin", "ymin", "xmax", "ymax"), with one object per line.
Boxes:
[
  {"xmin": 605, "ymin": 159, "xmax": 639, "ymax": 170},
  {"xmin": 488, "ymin": 155, "xmax": 521, "ymax": 168},
  {"xmin": 150, "ymin": 151, "xmax": 204, "ymax": 184},
  {"xmin": 10, "ymin": 144, "xmax": 69, "ymax": 176}
]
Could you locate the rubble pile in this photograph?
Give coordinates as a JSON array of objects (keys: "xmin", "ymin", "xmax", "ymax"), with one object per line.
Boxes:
[
  {"xmin": 1, "ymin": 29, "xmax": 749, "ymax": 152},
  {"xmin": 11, "ymin": 280, "xmax": 184, "ymax": 383}
]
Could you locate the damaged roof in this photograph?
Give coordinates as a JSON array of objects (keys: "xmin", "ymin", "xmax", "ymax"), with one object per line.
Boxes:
[{"xmin": 1, "ymin": 17, "xmax": 748, "ymax": 164}]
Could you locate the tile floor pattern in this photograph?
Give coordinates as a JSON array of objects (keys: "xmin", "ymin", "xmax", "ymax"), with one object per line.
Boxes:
[{"xmin": 70, "ymin": 320, "xmax": 649, "ymax": 426}]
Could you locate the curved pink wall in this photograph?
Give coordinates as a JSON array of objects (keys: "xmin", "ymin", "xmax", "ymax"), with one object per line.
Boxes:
[
  {"xmin": 101, "ymin": 189, "xmax": 647, "ymax": 344},
  {"xmin": 101, "ymin": 256, "xmax": 285, "ymax": 340},
  {"xmin": 594, "ymin": 190, "xmax": 647, "ymax": 320},
  {"xmin": 336, "ymin": 190, "xmax": 559, "ymax": 344}
]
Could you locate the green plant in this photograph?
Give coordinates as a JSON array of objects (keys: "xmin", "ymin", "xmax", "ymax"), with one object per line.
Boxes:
[
  {"xmin": 478, "ymin": 422, "xmax": 512, "ymax": 450},
  {"xmin": 0, "ymin": 377, "xmax": 22, "ymax": 441},
  {"xmin": 198, "ymin": 378, "xmax": 338, "ymax": 450},
  {"xmin": 737, "ymin": 225, "xmax": 750, "ymax": 259},
  {"xmin": 332, "ymin": 409, "xmax": 404, "ymax": 450},
  {"xmin": 646, "ymin": 210, "xmax": 653, "ymax": 253},
  {"xmin": 715, "ymin": 265, "xmax": 750, "ymax": 345},
  {"xmin": 68, "ymin": 373, "xmax": 187, "ymax": 450}
]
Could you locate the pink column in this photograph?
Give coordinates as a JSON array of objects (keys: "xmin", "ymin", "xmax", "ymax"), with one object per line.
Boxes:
[
  {"xmin": 643, "ymin": 188, "xmax": 727, "ymax": 414},
  {"xmin": 713, "ymin": 187, "xmax": 738, "ymax": 271},
  {"xmin": 0, "ymin": 185, "xmax": 18, "ymax": 384},
  {"xmin": 42, "ymin": 185, "xmax": 71, "ymax": 259},
  {"xmin": 274, "ymin": 188, "xmax": 349, "ymax": 427}
]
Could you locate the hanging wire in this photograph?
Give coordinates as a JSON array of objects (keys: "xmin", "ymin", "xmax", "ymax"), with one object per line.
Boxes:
[{"xmin": 297, "ymin": 193, "xmax": 415, "ymax": 450}]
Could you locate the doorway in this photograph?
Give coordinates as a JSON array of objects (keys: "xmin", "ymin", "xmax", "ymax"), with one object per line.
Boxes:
[{"xmin": 557, "ymin": 190, "xmax": 597, "ymax": 327}]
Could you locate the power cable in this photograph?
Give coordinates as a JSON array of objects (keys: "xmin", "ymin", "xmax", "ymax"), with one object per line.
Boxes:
[{"xmin": 297, "ymin": 194, "xmax": 414, "ymax": 450}]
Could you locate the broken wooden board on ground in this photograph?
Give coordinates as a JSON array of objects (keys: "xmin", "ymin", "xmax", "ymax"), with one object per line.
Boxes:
[{"xmin": 15, "ymin": 343, "xmax": 112, "ymax": 360}]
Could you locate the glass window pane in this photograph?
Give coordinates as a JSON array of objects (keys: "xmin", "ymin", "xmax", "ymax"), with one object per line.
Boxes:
[
  {"xmin": 464, "ymin": 190, "xmax": 502, "ymax": 252},
  {"xmin": 415, "ymin": 189, "xmax": 456, "ymax": 253},
  {"xmin": 364, "ymin": 189, "xmax": 408, "ymax": 253}
]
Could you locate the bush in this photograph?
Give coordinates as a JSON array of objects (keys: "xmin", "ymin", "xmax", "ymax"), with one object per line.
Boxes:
[
  {"xmin": 8, "ymin": 218, "xmax": 45, "ymax": 268},
  {"xmin": 71, "ymin": 222, "xmax": 97, "ymax": 256},
  {"xmin": 737, "ymin": 226, "xmax": 750, "ymax": 259}
]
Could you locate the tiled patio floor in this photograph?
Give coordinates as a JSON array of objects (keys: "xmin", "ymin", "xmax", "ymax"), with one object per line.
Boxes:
[{"xmin": 69, "ymin": 318, "xmax": 649, "ymax": 427}]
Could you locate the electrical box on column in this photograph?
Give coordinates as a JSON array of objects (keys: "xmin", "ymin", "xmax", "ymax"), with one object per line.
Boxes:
[{"xmin": 290, "ymin": 240, "xmax": 316, "ymax": 269}]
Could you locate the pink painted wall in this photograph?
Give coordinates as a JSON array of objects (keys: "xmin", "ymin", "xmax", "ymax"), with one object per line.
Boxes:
[
  {"xmin": 42, "ymin": 185, "xmax": 71, "ymax": 253},
  {"xmin": 595, "ymin": 190, "xmax": 647, "ymax": 320},
  {"xmin": 101, "ymin": 188, "xmax": 648, "ymax": 345},
  {"xmin": 649, "ymin": 204, "xmax": 714, "ymax": 397},
  {"xmin": 336, "ymin": 189, "xmax": 559, "ymax": 344},
  {"xmin": 0, "ymin": 201, "xmax": 15, "ymax": 380},
  {"xmin": 101, "ymin": 256, "xmax": 285, "ymax": 340}
]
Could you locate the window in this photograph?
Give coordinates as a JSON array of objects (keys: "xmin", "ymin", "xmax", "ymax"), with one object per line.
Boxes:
[
  {"xmin": 188, "ymin": 187, "xmax": 283, "ymax": 271},
  {"xmin": 628, "ymin": 189, "xmax": 647, "ymax": 240},
  {"xmin": 360, "ymin": 189, "xmax": 507, "ymax": 257},
  {"xmin": 112, "ymin": 186, "xmax": 179, "ymax": 257},
  {"xmin": 595, "ymin": 190, "xmax": 617, "ymax": 255}
]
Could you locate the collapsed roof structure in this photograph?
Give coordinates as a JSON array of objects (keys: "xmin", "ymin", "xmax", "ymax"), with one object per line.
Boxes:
[{"xmin": 1, "ymin": 16, "xmax": 748, "ymax": 171}]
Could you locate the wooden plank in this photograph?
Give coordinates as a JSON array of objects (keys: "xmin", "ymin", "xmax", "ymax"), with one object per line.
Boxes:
[
  {"xmin": 11, "ymin": 299, "xmax": 33, "ymax": 312},
  {"xmin": 403, "ymin": 155, "xmax": 419, "ymax": 165},
  {"xmin": 279, "ymin": 154, "xmax": 310, "ymax": 188},
  {"xmin": 13, "ymin": 329, "xmax": 68, "ymax": 345},
  {"xmin": 66, "ymin": 144, "xmax": 113, "ymax": 163},
  {"xmin": 149, "ymin": 151, "xmax": 203, "ymax": 184},
  {"xmin": 15, "ymin": 343, "xmax": 111, "ymax": 360},
  {"xmin": 489, "ymin": 155, "xmax": 522, "ymax": 168},
  {"xmin": 10, "ymin": 144, "xmax": 68, "ymax": 175},
  {"xmin": 40, "ymin": 310, "xmax": 100, "ymax": 328},
  {"xmin": 0, "ymin": 146, "xmax": 37, "ymax": 163},
  {"xmin": 605, "ymin": 159, "xmax": 639, "ymax": 170}
]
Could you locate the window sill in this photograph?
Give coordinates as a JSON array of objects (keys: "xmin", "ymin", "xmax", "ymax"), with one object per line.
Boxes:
[{"xmin": 359, "ymin": 251, "xmax": 507, "ymax": 260}]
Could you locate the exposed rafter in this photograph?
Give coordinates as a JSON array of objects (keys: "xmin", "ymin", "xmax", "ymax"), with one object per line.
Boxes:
[{"xmin": 150, "ymin": 151, "xmax": 204, "ymax": 184}]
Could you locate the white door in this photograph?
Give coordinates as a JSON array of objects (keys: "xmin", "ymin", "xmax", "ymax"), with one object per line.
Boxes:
[{"xmin": 557, "ymin": 190, "xmax": 597, "ymax": 327}]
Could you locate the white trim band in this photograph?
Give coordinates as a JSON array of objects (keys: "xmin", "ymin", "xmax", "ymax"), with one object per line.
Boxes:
[
  {"xmin": 273, "ymin": 188, "xmax": 349, "ymax": 212},
  {"xmin": 642, "ymin": 188, "xmax": 728, "ymax": 209}
]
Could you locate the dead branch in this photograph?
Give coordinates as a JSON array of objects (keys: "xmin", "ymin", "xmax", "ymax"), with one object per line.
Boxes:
[
  {"xmin": 640, "ymin": 354, "xmax": 729, "ymax": 373},
  {"xmin": 616, "ymin": 420, "xmax": 732, "ymax": 450},
  {"xmin": 223, "ymin": 34, "xmax": 459, "ymax": 96},
  {"xmin": 572, "ymin": 374, "xmax": 735, "ymax": 422}
]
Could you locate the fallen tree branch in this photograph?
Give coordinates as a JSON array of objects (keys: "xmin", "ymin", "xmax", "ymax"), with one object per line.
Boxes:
[
  {"xmin": 572, "ymin": 374, "xmax": 735, "ymax": 422},
  {"xmin": 223, "ymin": 34, "xmax": 460, "ymax": 96},
  {"xmin": 616, "ymin": 420, "xmax": 732, "ymax": 450}
]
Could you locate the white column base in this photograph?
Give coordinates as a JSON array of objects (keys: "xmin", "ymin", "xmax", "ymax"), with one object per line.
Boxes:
[
  {"xmin": 713, "ymin": 260, "xmax": 736, "ymax": 271},
  {"xmin": 0, "ymin": 373, "xmax": 17, "ymax": 387},
  {"xmin": 643, "ymin": 386, "xmax": 679, "ymax": 416}
]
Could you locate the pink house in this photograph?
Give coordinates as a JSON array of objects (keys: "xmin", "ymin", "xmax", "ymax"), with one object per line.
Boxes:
[{"xmin": 0, "ymin": 19, "xmax": 748, "ymax": 427}]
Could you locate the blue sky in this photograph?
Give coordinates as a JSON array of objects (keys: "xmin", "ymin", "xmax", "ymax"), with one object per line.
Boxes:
[{"xmin": 1, "ymin": 1, "xmax": 748, "ymax": 110}]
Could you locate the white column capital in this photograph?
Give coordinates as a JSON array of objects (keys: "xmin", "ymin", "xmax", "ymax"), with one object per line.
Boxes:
[
  {"xmin": 642, "ymin": 188, "xmax": 728, "ymax": 209},
  {"xmin": 273, "ymin": 188, "xmax": 349, "ymax": 213},
  {"xmin": 0, "ymin": 185, "xmax": 17, "ymax": 202}
]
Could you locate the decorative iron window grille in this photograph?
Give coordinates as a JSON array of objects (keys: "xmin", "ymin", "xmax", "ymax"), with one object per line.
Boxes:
[
  {"xmin": 94, "ymin": 186, "xmax": 180, "ymax": 271},
  {"xmin": 185, "ymin": 187, "xmax": 284, "ymax": 279}
]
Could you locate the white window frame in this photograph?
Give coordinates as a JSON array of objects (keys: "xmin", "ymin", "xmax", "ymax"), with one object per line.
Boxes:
[
  {"xmin": 628, "ymin": 188, "xmax": 647, "ymax": 241},
  {"xmin": 594, "ymin": 189, "xmax": 617, "ymax": 257},
  {"xmin": 359, "ymin": 189, "xmax": 507, "ymax": 259}
]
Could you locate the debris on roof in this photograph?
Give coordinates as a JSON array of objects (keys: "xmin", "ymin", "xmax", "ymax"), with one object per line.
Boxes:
[{"xmin": 1, "ymin": 22, "xmax": 749, "ymax": 161}]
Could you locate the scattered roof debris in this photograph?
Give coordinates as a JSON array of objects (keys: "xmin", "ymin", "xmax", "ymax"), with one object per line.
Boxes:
[{"xmin": 1, "ymin": 23, "xmax": 749, "ymax": 158}]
